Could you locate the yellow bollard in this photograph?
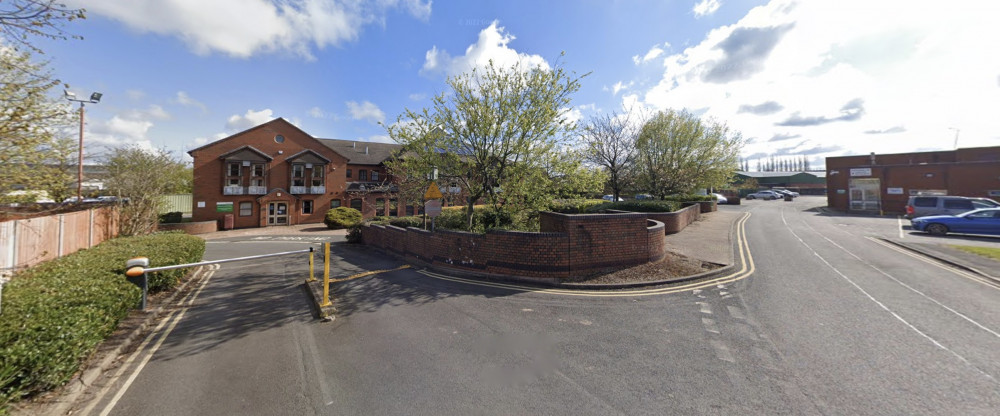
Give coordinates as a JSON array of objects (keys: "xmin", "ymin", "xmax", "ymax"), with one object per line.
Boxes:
[
  {"xmin": 307, "ymin": 246, "xmax": 315, "ymax": 282},
  {"xmin": 321, "ymin": 242, "xmax": 332, "ymax": 307}
]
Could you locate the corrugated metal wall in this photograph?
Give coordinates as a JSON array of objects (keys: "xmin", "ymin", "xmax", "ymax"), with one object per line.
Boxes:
[{"xmin": 161, "ymin": 194, "xmax": 193, "ymax": 214}]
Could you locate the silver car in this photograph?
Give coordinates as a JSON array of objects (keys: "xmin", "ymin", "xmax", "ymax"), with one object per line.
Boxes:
[{"xmin": 746, "ymin": 190, "xmax": 781, "ymax": 200}]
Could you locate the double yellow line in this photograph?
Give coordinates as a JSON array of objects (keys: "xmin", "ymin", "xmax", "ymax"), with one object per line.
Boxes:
[{"xmin": 415, "ymin": 213, "xmax": 755, "ymax": 297}]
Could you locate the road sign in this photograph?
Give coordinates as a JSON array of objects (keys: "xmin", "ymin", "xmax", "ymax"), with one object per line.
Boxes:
[
  {"xmin": 425, "ymin": 199, "xmax": 442, "ymax": 218},
  {"xmin": 424, "ymin": 182, "xmax": 443, "ymax": 200}
]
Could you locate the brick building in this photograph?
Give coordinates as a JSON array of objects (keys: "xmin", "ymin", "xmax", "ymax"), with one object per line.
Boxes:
[
  {"xmin": 825, "ymin": 146, "xmax": 1000, "ymax": 214},
  {"xmin": 189, "ymin": 118, "xmax": 409, "ymax": 228}
]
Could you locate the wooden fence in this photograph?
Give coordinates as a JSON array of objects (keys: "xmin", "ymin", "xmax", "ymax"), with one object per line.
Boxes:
[{"xmin": 0, "ymin": 207, "xmax": 119, "ymax": 276}]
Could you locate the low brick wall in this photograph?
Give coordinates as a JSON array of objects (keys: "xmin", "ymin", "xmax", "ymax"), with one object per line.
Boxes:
[
  {"xmin": 644, "ymin": 204, "xmax": 701, "ymax": 234},
  {"xmin": 158, "ymin": 220, "xmax": 218, "ymax": 235},
  {"xmin": 687, "ymin": 200, "xmax": 717, "ymax": 213},
  {"xmin": 362, "ymin": 211, "xmax": 666, "ymax": 280}
]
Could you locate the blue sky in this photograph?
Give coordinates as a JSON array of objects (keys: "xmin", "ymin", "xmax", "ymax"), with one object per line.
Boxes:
[{"xmin": 37, "ymin": 0, "xmax": 1000, "ymax": 169}]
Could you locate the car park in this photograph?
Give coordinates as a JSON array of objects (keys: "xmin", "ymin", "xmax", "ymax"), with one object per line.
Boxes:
[
  {"xmin": 746, "ymin": 190, "xmax": 781, "ymax": 200},
  {"xmin": 910, "ymin": 208, "xmax": 1000, "ymax": 236},
  {"xmin": 904, "ymin": 195, "xmax": 1000, "ymax": 219}
]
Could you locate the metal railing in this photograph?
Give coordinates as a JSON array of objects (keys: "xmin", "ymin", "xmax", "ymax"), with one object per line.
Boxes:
[{"xmin": 125, "ymin": 243, "xmax": 335, "ymax": 310}]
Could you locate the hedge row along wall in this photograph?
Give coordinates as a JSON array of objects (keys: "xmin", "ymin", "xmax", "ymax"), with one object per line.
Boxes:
[{"xmin": 362, "ymin": 211, "xmax": 666, "ymax": 280}]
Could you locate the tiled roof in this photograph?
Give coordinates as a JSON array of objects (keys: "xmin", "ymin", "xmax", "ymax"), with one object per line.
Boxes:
[{"xmin": 319, "ymin": 138, "xmax": 400, "ymax": 165}]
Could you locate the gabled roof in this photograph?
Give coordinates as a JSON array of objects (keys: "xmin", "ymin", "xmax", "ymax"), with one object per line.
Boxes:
[
  {"xmin": 320, "ymin": 138, "xmax": 401, "ymax": 165},
  {"xmin": 218, "ymin": 145, "xmax": 273, "ymax": 161},
  {"xmin": 284, "ymin": 149, "xmax": 331, "ymax": 163},
  {"xmin": 188, "ymin": 118, "xmax": 316, "ymax": 155}
]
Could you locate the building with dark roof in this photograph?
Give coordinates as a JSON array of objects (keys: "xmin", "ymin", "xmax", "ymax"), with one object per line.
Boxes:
[
  {"xmin": 188, "ymin": 118, "xmax": 411, "ymax": 228},
  {"xmin": 733, "ymin": 171, "xmax": 827, "ymax": 194}
]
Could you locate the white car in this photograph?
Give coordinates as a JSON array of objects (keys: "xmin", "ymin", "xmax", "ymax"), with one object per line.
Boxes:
[
  {"xmin": 602, "ymin": 195, "xmax": 625, "ymax": 202},
  {"xmin": 712, "ymin": 193, "xmax": 728, "ymax": 204},
  {"xmin": 746, "ymin": 190, "xmax": 781, "ymax": 200}
]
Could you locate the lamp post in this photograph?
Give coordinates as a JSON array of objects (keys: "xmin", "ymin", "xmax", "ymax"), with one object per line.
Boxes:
[
  {"xmin": 948, "ymin": 127, "xmax": 960, "ymax": 150},
  {"xmin": 64, "ymin": 90, "xmax": 102, "ymax": 201}
]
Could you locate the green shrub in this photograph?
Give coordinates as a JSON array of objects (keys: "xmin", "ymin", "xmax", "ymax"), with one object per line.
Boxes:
[
  {"xmin": 387, "ymin": 216, "xmax": 424, "ymax": 228},
  {"xmin": 158, "ymin": 211, "xmax": 183, "ymax": 223},
  {"xmin": 589, "ymin": 200, "xmax": 681, "ymax": 213},
  {"xmin": 324, "ymin": 207, "xmax": 362, "ymax": 229},
  {"xmin": 346, "ymin": 223, "xmax": 364, "ymax": 243},
  {"xmin": 0, "ymin": 232, "xmax": 204, "ymax": 409},
  {"xmin": 548, "ymin": 199, "xmax": 607, "ymax": 214}
]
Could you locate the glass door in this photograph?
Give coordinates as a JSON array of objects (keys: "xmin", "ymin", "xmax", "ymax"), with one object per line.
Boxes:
[{"xmin": 267, "ymin": 202, "xmax": 289, "ymax": 225}]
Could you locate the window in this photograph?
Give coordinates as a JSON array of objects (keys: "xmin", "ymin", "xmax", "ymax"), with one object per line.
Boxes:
[
  {"xmin": 251, "ymin": 178, "xmax": 264, "ymax": 187},
  {"xmin": 227, "ymin": 177, "xmax": 241, "ymax": 186},
  {"xmin": 346, "ymin": 169, "xmax": 352, "ymax": 179},
  {"xmin": 239, "ymin": 202, "xmax": 252, "ymax": 217},
  {"xmin": 228, "ymin": 162, "xmax": 241, "ymax": 177},
  {"xmin": 292, "ymin": 164, "xmax": 305, "ymax": 187},
  {"xmin": 330, "ymin": 199, "xmax": 342, "ymax": 209},
  {"xmin": 943, "ymin": 199, "xmax": 972, "ymax": 210},
  {"xmin": 275, "ymin": 134, "xmax": 285, "ymax": 143},
  {"xmin": 311, "ymin": 166, "xmax": 324, "ymax": 187},
  {"xmin": 371, "ymin": 171, "xmax": 379, "ymax": 182},
  {"xmin": 303, "ymin": 200, "xmax": 313, "ymax": 214},
  {"xmin": 376, "ymin": 198, "xmax": 385, "ymax": 215},
  {"xmin": 389, "ymin": 198, "xmax": 397, "ymax": 216},
  {"xmin": 359, "ymin": 169, "xmax": 368, "ymax": 181},
  {"xmin": 252, "ymin": 164, "xmax": 265, "ymax": 177},
  {"xmin": 350, "ymin": 199, "xmax": 363, "ymax": 210}
]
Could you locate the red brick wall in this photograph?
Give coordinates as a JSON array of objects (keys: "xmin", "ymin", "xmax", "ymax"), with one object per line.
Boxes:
[
  {"xmin": 364, "ymin": 211, "xmax": 666, "ymax": 279},
  {"xmin": 158, "ymin": 220, "xmax": 218, "ymax": 235},
  {"xmin": 189, "ymin": 119, "xmax": 348, "ymax": 228},
  {"xmin": 644, "ymin": 204, "xmax": 701, "ymax": 234}
]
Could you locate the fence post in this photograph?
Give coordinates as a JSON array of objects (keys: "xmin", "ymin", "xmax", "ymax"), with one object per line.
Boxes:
[
  {"xmin": 306, "ymin": 246, "xmax": 315, "ymax": 282},
  {"xmin": 321, "ymin": 242, "xmax": 332, "ymax": 307}
]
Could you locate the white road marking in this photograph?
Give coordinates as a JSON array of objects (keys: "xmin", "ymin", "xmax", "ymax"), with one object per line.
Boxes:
[
  {"xmin": 96, "ymin": 264, "xmax": 219, "ymax": 416},
  {"xmin": 710, "ymin": 339, "xmax": 735, "ymax": 363},
  {"xmin": 702, "ymin": 317, "xmax": 720, "ymax": 334},
  {"xmin": 897, "ymin": 216, "xmax": 906, "ymax": 239},
  {"xmin": 781, "ymin": 210, "xmax": 997, "ymax": 383},
  {"xmin": 726, "ymin": 305, "xmax": 746, "ymax": 320},
  {"xmin": 696, "ymin": 302, "xmax": 713, "ymax": 314}
]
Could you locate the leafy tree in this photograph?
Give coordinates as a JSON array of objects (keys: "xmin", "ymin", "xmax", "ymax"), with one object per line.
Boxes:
[
  {"xmin": 542, "ymin": 149, "xmax": 606, "ymax": 199},
  {"xmin": 0, "ymin": 0, "xmax": 86, "ymax": 55},
  {"xmin": 104, "ymin": 147, "xmax": 189, "ymax": 236},
  {"xmin": 0, "ymin": 49, "xmax": 76, "ymax": 204},
  {"xmin": 634, "ymin": 109, "xmax": 744, "ymax": 197},
  {"xmin": 385, "ymin": 58, "xmax": 585, "ymax": 230},
  {"xmin": 580, "ymin": 107, "xmax": 644, "ymax": 201}
]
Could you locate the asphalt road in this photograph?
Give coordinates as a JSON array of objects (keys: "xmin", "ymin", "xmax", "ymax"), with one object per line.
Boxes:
[{"xmin": 70, "ymin": 197, "xmax": 1000, "ymax": 415}]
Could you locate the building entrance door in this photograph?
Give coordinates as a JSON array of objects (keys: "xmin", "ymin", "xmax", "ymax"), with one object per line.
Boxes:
[
  {"xmin": 267, "ymin": 202, "xmax": 288, "ymax": 225},
  {"xmin": 849, "ymin": 178, "xmax": 881, "ymax": 212}
]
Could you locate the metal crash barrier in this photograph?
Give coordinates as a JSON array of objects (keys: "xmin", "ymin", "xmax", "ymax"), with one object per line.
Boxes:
[{"xmin": 125, "ymin": 243, "xmax": 335, "ymax": 310}]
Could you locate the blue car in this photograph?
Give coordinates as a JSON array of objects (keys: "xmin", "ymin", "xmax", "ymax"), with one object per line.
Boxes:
[{"xmin": 910, "ymin": 208, "xmax": 1000, "ymax": 236}]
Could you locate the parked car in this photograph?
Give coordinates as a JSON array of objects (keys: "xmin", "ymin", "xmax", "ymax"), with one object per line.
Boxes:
[
  {"xmin": 773, "ymin": 189, "xmax": 799, "ymax": 197},
  {"xmin": 602, "ymin": 195, "xmax": 625, "ymax": 202},
  {"xmin": 746, "ymin": 190, "xmax": 782, "ymax": 200},
  {"xmin": 712, "ymin": 193, "xmax": 728, "ymax": 204},
  {"xmin": 904, "ymin": 195, "xmax": 1000, "ymax": 219},
  {"xmin": 910, "ymin": 208, "xmax": 1000, "ymax": 236},
  {"xmin": 635, "ymin": 194, "xmax": 654, "ymax": 200}
]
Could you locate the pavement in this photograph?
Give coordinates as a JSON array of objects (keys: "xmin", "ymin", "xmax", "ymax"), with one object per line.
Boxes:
[{"xmin": 881, "ymin": 239, "xmax": 1000, "ymax": 283}]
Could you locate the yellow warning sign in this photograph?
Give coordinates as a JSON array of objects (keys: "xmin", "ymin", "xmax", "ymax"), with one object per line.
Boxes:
[{"xmin": 424, "ymin": 182, "xmax": 443, "ymax": 200}]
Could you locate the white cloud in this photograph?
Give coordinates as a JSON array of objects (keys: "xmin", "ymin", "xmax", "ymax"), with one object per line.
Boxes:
[
  {"xmin": 408, "ymin": 93, "xmax": 427, "ymax": 101},
  {"xmin": 346, "ymin": 100, "xmax": 385, "ymax": 124},
  {"xmin": 174, "ymin": 91, "xmax": 208, "ymax": 113},
  {"xmin": 126, "ymin": 89, "xmax": 146, "ymax": 101},
  {"xmin": 632, "ymin": 43, "xmax": 668, "ymax": 65},
  {"xmin": 633, "ymin": 0, "xmax": 1000, "ymax": 165},
  {"xmin": 226, "ymin": 109, "xmax": 275, "ymax": 132},
  {"xmin": 75, "ymin": 0, "xmax": 432, "ymax": 59},
  {"xmin": 420, "ymin": 20, "xmax": 549, "ymax": 77},
  {"xmin": 308, "ymin": 106, "xmax": 325, "ymax": 118},
  {"xmin": 693, "ymin": 0, "xmax": 721, "ymax": 18},
  {"xmin": 605, "ymin": 80, "xmax": 634, "ymax": 96}
]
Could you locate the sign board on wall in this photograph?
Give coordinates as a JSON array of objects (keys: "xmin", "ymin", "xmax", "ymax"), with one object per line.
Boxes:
[
  {"xmin": 837, "ymin": 189, "xmax": 846, "ymax": 194},
  {"xmin": 989, "ymin": 190, "xmax": 1000, "ymax": 197},
  {"xmin": 850, "ymin": 168, "xmax": 872, "ymax": 177},
  {"xmin": 197, "ymin": 201, "xmax": 206, "ymax": 208},
  {"xmin": 216, "ymin": 202, "xmax": 233, "ymax": 212},
  {"xmin": 887, "ymin": 187, "xmax": 904, "ymax": 195}
]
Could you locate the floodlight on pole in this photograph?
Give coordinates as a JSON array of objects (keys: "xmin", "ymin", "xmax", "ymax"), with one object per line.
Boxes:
[{"xmin": 65, "ymin": 89, "xmax": 102, "ymax": 201}]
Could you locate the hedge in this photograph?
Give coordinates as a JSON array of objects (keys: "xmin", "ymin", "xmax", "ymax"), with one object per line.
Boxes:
[
  {"xmin": 324, "ymin": 207, "xmax": 362, "ymax": 229},
  {"xmin": 0, "ymin": 231, "xmax": 205, "ymax": 409}
]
